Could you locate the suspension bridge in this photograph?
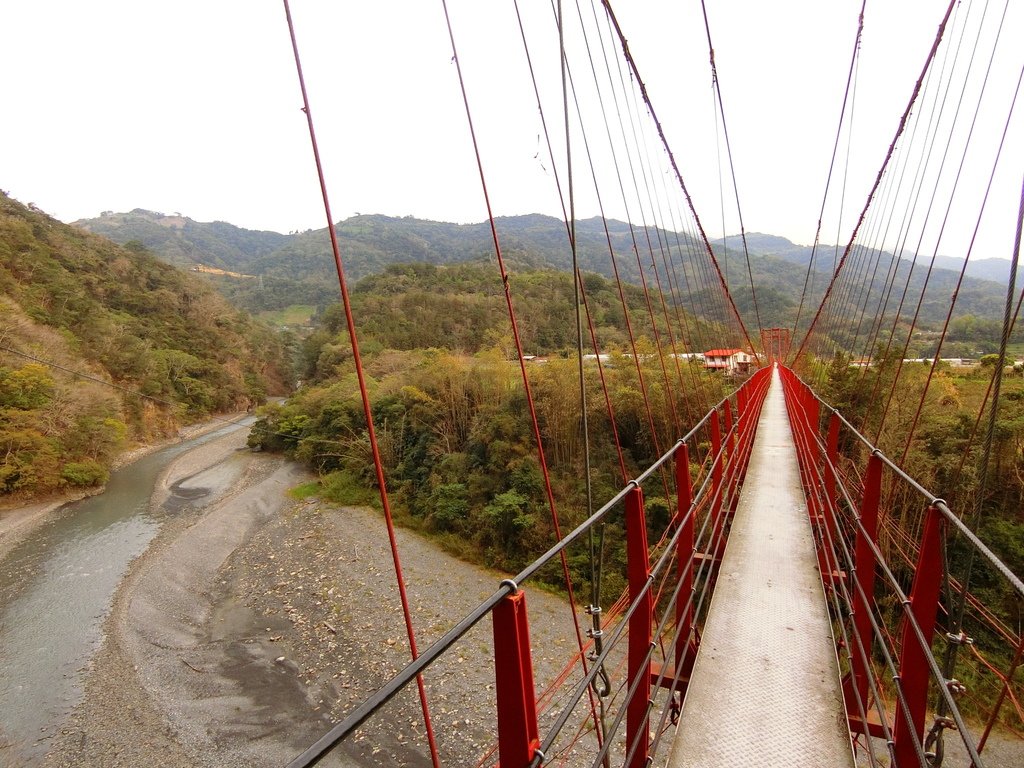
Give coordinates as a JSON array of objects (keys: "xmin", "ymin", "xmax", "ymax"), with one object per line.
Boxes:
[{"xmin": 275, "ymin": 0, "xmax": 1024, "ymax": 766}]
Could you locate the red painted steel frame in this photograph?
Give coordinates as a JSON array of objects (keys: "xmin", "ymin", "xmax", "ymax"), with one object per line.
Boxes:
[
  {"xmin": 824, "ymin": 413, "xmax": 841, "ymax": 512},
  {"xmin": 493, "ymin": 590, "xmax": 540, "ymax": 766},
  {"xmin": 847, "ymin": 453, "xmax": 883, "ymax": 736},
  {"xmin": 709, "ymin": 410, "xmax": 725, "ymax": 561},
  {"xmin": 625, "ymin": 487, "xmax": 652, "ymax": 768},
  {"xmin": 722, "ymin": 399, "xmax": 734, "ymax": 458},
  {"xmin": 893, "ymin": 505, "xmax": 945, "ymax": 768},
  {"xmin": 674, "ymin": 443, "xmax": 696, "ymax": 680}
]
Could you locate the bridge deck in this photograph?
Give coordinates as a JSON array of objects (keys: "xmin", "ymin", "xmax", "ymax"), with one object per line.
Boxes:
[{"xmin": 667, "ymin": 368, "xmax": 854, "ymax": 767}]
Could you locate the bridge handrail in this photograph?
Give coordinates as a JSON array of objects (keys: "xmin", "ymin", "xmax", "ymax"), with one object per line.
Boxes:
[
  {"xmin": 779, "ymin": 365, "xmax": 1022, "ymax": 767},
  {"xmin": 288, "ymin": 370, "xmax": 772, "ymax": 767},
  {"xmin": 785, "ymin": 367, "xmax": 1023, "ymax": 599}
]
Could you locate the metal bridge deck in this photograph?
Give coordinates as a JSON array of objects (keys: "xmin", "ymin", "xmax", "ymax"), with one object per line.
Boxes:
[{"xmin": 667, "ymin": 368, "xmax": 854, "ymax": 767}]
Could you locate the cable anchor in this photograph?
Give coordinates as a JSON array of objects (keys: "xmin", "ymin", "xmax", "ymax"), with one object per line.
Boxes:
[
  {"xmin": 585, "ymin": 604, "xmax": 611, "ymax": 699},
  {"xmin": 923, "ymin": 716, "xmax": 956, "ymax": 767}
]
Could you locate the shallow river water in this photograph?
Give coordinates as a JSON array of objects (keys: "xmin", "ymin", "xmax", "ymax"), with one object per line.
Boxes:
[{"xmin": 0, "ymin": 420, "xmax": 250, "ymax": 761}]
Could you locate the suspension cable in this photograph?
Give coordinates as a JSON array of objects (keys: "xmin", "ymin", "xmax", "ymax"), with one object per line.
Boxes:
[
  {"xmin": 698, "ymin": 0, "xmax": 762, "ymax": 339},
  {"xmin": 793, "ymin": 2, "xmax": 864, "ymax": 348},
  {"xmin": 600, "ymin": 0, "xmax": 759, "ymax": 360},
  {"xmin": 281, "ymin": 2, "xmax": 441, "ymax": 765},
  {"xmin": 939, "ymin": 172, "xmax": 1024, "ymax": 718},
  {"xmin": 439, "ymin": 0, "xmax": 603, "ymax": 743},
  {"xmin": 791, "ymin": 0, "xmax": 958, "ymax": 365},
  {"xmin": 558, "ymin": 0, "xmax": 612, "ymax": 748}
]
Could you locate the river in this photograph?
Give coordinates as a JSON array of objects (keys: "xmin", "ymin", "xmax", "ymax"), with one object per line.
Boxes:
[{"xmin": 0, "ymin": 419, "xmax": 251, "ymax": 762}]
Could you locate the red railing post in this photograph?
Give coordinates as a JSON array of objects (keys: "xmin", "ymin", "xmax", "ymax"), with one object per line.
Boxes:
[
  {"xmin": 804, "ymin": 386, "xmax": 821, "ymax": 519},
  {"xmin": 846, "ymin": 453, "xmax": 882, "ymax": 735},
  {"xmin": 735, "ymin": 383, "xmax": 754, "ymax": 484},
  {"xmin": 787, "ymin": 379, "xmax": 813, "ymax": 515},
  {"xmin": 814, "ymin": 411, "xmax": 843, "ymax": 583},
  {"xmin": 722, "ymin": 398, "xmax": 734, "ymax": 458},
  {"xmin": 710, "ymin": 409, "xmax": 724, "ymax": 560},
  {"xmin": 492, "ymin": 590, "xmax": 540, "ymax": 767},
  {"xmin": 892, "ymin": 505, "xmax": 945, "ymax": 767},
  {"xmin": 824, "ymin": 412, "xmax": 841, "ymax": 514},
  {"xmin": 674, "ymin": 443, "xmax": 696, "ymax": 682},
  {"xmin": 625, "ymin": 486, "xmax": 652, "ymax": 768}
]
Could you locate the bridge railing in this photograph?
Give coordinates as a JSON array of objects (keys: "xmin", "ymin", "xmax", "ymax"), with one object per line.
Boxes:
[
  {"xmin": 287, "ymin": 367, "xmax": 773, "ymax": 767},
  {"xmin": 779, "ymin": 365, "xmax": 1024, "ymax": 768}
]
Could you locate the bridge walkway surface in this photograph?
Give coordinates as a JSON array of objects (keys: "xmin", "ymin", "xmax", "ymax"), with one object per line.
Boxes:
[{"xmin": 668, "ymin": 368, "xmax": 855, "ymax": 767}]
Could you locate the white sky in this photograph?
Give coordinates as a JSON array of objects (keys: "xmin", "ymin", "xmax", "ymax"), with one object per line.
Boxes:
[{"xmin": 2, "ymin": 1, "xmax": 1022, "ymax": 262}]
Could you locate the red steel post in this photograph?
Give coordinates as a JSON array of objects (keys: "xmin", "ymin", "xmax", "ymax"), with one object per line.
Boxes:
[
  {"xmin": 892, "ymin": 505, "xmax": 945, "ymax": 768},
  {"xmin": 625, "ymin": 486, "xmax": 652, "ymax": 768},
  {"xmin": 819, "ymin": 412, "xmax": 842, "ymax": 573},
  {"xmin": 824, "ymin": 412, "xmax": 841, "ymax": 513},
  {"xmin": 735, "ymin": 383, "xmax": 753, "ymax": 484},
  {"xmin": 788, "ymin": 381, "xmax": 813, "ymax": 514},
  {"xmin": 723, "ymin": 398, "xmax": 734, "ymax": 458},
  {"xmin": 736, "ymin": 385, "xmax": 748, "ymax": 430},
  {"xmin": 805, "ymin": 387, "xmax": 822, "ymax": 522},
  {"xmin": 492, "ymin": 590, "xmax": 540, "ymax": 767},
  {"xmin": 709, "ymin": 409, "xmax": 725, "ymax": 561},
  {"xmin": 847, "ymin": 453, "xmax": 882, "ymax": 730},
  {"xmin": 674, "ymin": 443, "xmax": 695, "ymax": 679}
]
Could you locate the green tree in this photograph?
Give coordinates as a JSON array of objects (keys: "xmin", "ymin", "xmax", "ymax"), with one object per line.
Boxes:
[{"xmin": 0, "ymin": 363, "xmax": 54, "ymax": 409}]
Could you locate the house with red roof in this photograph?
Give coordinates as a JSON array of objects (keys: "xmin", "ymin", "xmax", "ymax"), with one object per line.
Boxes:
[{"xmin": 704, "ymin": 348, "xmax": 754, "ymax": 374}]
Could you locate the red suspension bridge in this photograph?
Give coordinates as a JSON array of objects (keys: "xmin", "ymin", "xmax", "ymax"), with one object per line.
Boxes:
[{"xmin": 277, "ymin": 1, "xmax": 1024, "ymax": 766}]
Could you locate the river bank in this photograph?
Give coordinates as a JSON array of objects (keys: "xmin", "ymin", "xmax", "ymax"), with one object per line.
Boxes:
[
  {"xmin": 28, "ymin": 422, "xmax": 588, "ymax": 766},
  {"xmin": 0, "ymin": 412, "xmax": 249, "ymax": 563},
  {"xmin": 8, "ymin": 426, "xmax": 1019, "ymax": 766}
]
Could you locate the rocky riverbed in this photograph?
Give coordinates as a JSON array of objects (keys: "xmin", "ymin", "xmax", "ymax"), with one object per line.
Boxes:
[
  {"xmin": 24, "ymin": 429, "xmax": 592, "ymax": 767},
  {"xmin": 9, "ymin": 424, "xmax": 1016, "ymax": 767}
]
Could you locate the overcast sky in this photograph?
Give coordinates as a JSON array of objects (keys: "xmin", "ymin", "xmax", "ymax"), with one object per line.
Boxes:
[{"xmin": 2, "ymin": 1, "xmax": 1021, "ymax": 262}]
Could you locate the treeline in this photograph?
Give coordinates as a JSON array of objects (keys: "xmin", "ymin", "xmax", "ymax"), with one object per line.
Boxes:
[
  {"xmin": 251, "ymin": 263, "xmax": 729, "ymax": 582},
  {"xmin": 300, "ymin": 261, "xmax": 726, "ymax": 366},
  {"xmin": 0, "ymin": 193, "xmax": 290, "ymax": 496}
]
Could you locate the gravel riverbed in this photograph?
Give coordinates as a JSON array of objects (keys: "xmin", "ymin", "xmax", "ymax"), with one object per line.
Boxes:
[
  {"xmin": 30, "ymin": 430, "xmax": 592, "ymax": 767},
  {"xmin": 12, "ymin": 425, "xmax": 1017, "ymax": 767}
]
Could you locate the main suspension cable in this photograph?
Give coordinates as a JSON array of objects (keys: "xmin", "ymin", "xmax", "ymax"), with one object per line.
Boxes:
[
  {"xmin": 600, "ymin": 0, "xmax": 759, "ymax": 360},
  {"xmin": 698, "ymin": 0, "xmax": 763, "ymax": 339}
]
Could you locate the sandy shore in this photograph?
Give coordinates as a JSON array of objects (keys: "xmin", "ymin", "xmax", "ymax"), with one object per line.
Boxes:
[{"xmin": 0, "ymin": 495, "xmax": 90, "ymax": 563}]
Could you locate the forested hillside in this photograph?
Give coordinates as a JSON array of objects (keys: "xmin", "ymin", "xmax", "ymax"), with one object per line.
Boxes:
[
  {"xmin": 75, "ymin": 211, "xmax": 1014, "ymax": 350},
  {"xmin": 0, "ymin": 193, "xmax": 290, "ymax": 497},
  {"xmin": 321, "ymin": 261, "xmax": 722, "ymax": 358},
  {"xmin": 250, "ymin": 264, "xmax": 728, "ymax": 584}
]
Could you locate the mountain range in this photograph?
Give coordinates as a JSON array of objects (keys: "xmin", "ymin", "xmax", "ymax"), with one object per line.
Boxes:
[{"xmin": 73, "ymin": 209, "xmax": 1017, "ymax": 332}]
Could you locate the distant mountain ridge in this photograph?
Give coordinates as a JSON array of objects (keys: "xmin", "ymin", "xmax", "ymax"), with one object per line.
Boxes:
[
  {"xmin": 71, "ymin": 211, "xmax": 1016, "ymax": 330},
  {"xmin": 74, "ymin": 209, "xmax": 288, "ymax": 270},
  {"xmin": 711, "ymin": 231, "xmax": 1022, "ymax": 284}
]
